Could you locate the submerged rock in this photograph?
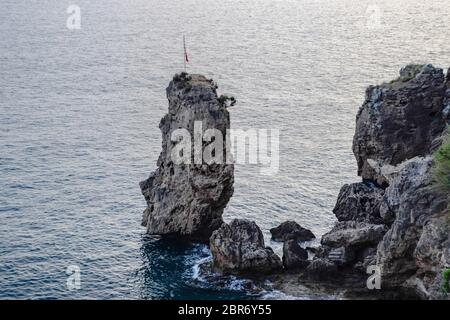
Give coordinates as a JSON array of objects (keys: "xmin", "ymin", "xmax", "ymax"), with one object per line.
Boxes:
[
  {"xmin": 353, "ymin": 64, "xmax": 447, "ymax": 187},
  {"xmin": 282, "ymin": 239, "xmax": 309, "ymax": 270},
  {"xmin": 270, "ymin": 221, "xmax": 315, "ymax": 242},
  {"xmin": 209, "ymin": 219, "xmax": 282, "ymax": 275},
  {"xmin": 140, "ymin": 73, "xmax": 234, "ymax": 241}
]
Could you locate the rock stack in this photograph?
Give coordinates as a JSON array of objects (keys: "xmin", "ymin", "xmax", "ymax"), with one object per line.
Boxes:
[{"xmin": 140, "ymin": 73, "xmax": 234, "ymax": 242}]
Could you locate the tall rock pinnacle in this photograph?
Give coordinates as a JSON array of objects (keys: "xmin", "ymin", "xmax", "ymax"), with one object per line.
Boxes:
[{"xmin": 140, "ymin": 73, "xmax": 234, "ymax": 241}]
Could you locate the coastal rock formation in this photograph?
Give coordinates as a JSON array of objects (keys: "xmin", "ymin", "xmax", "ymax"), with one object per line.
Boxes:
[
  {"xmin": 321, "ymin": 222, "xmax": 387, "ymax": 250},
  {"xmin": 270, "ymin": 221, "xmax": 315, "ymax": 242},
  {"xmin": 210, "ymin": 219, "xmax": 282, "ymax": 275},
  {"xmin": 376, "ymin": 156, "xmax": 447, "ymax": 289},
  {"xmin": 378, "ymin": 156, "xmax": 436, "ymax": 227},
  {"xmin": 413, "ymin": 214, "xmax": 450, "ymax": 299},
  {"xmin": 333, "ymin": 182, "xmax": 384, "ymax": 224},
  {"xmin": 307, "ymin": 64, "xmax": 450, "ymax": 300},
  {"xmin": 443, "ymin": 68, "xmax": 450, "ymax": 122},
  {"xmin": 317, "ymin": 222, "xmax": 386, "ymax": 268},
  {"xmin": 353, "ymin": 64, "xmax": 447, "ymax": 187},
  {"xmin": 140, "ymin": 66, "xmax": 449, "ymax": 299},
  {"xmin": 282, "ymin": 239, "xmax": 309, "ymax": 270},
  {"xmin": 305, "ymin": 258, "xmax": 338, "ymax": 279},
  {"xmin": 140, "ymin": 73, "xmax": 234, "ymax": 241}
]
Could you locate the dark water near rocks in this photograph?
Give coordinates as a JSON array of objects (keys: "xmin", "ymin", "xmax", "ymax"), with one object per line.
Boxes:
[{"xmin": 1, "ymin": 0, "xmax": 450, "ymax": 299}]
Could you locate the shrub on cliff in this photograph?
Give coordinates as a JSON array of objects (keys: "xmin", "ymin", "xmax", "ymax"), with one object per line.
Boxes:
[
  {"xmin": 173, "ymin": 72, "xmax": 191, "ymax": 82},
  {"xmin": 442, "ymin": 268, "xmax": 450, "ymax": 293},
  {"xmin": 432, "ymin": 131, "xmax": 450, "ymax": 194},
  {"xmin": 218, "ymin": 95, "xmax": 236, "ymax": 107},
  {"xmin": 387, "ymin": 64, "xmax": 424, "ymax": 85}
]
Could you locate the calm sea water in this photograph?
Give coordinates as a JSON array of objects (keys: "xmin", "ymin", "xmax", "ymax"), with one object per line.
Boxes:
[{"xmin": 1, "ymin": 0, "xmax": 450, "ymax": 299}]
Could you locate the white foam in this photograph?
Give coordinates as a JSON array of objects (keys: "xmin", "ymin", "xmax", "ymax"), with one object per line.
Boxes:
[{"xmin": 191, "ymin": 256, "xmax": 212, "ymax": 281}]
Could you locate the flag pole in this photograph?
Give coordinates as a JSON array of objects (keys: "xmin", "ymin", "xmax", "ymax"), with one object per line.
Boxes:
[{"xmin": 183, "ymin": 35, "xmax": 186, "ymax": 72}]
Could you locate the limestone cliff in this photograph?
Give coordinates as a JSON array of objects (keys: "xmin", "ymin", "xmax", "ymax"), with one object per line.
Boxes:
[
  {"xmin": 140, "ymin": 73, "xmax": 234, "ymax": 242},
  {"xmin": 309, "ymin": 64, "xmax": 450, "ymax": 300},
  {"xmin": 353, "ymin": 64, "xmax": 447, "ymax": 187}
]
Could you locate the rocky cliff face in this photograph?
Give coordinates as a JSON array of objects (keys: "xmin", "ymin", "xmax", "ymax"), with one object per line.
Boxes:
[
  {"xmin": 309, "ymin": 64, "xmax": 450, "ymax": 300},
  {"xmin": 140, "ymin": 73, "xmax": 234, "ymax": 241},
  {"xmin": 375, "ymin": 156, "xmax": 447, "ymax": 291},
  {"xmin": 353, "ymin": 64, "xmax": 447, "ymax": 187}
]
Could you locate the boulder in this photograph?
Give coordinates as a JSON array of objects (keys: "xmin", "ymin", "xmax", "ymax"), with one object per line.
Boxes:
[
  {"xmin": 140, "ymin": 73, "xmax": 234, "ymax": 241},
  {"xmin": 333, "ymin": 182, "xmax": 384, "ymax": 224},
  {"xmin": 321, "ymin": 221, "xmax": 387, "ymax": 249},
  {"xmin": 353, "ymin": 64, "xmax": 447, "ymax": 186},
  {"xmin": 309, "ymin": 222, "xmax": 386, "ymax": 272},
  {"xmin": 270, "ymin": 220, "xmax": 315, "ymax": 242},
  {"xmin": 210, "ymin": 219, "xmax": 282, "ymax": 275},
  {"xmin": 282, "ymin": 239, "xmax": 309, "ymax": 270}
]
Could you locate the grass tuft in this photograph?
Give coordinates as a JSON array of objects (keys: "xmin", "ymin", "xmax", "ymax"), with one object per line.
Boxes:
[{"xmin": 432, "ymin": 131, "xmax": 450, "ymax": 194}]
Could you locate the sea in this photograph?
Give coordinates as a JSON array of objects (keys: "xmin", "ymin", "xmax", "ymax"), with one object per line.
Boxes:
[{"xmin": 1, "ymin": 0, "xmax": 449, "ymax": 299}]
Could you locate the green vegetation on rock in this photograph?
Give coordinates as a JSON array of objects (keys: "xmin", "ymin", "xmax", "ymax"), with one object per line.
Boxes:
[
  {"xmin": 388, "ymin": 64, "xmax": 425, "ymax": 85},
  {"xmin": 218, "ymin": 95, "xmax": 236, "ymax": 107},
  {"xmin": 441, "ymin": 268, "xmax": 450, "ymax": 293},
  {"xmin": 173, "ymin": 72, "xmax": 191, "ymax": 82},
  {"xmin": 432, "ymin": 131, "xmax": 450, "ymax": 194}
]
